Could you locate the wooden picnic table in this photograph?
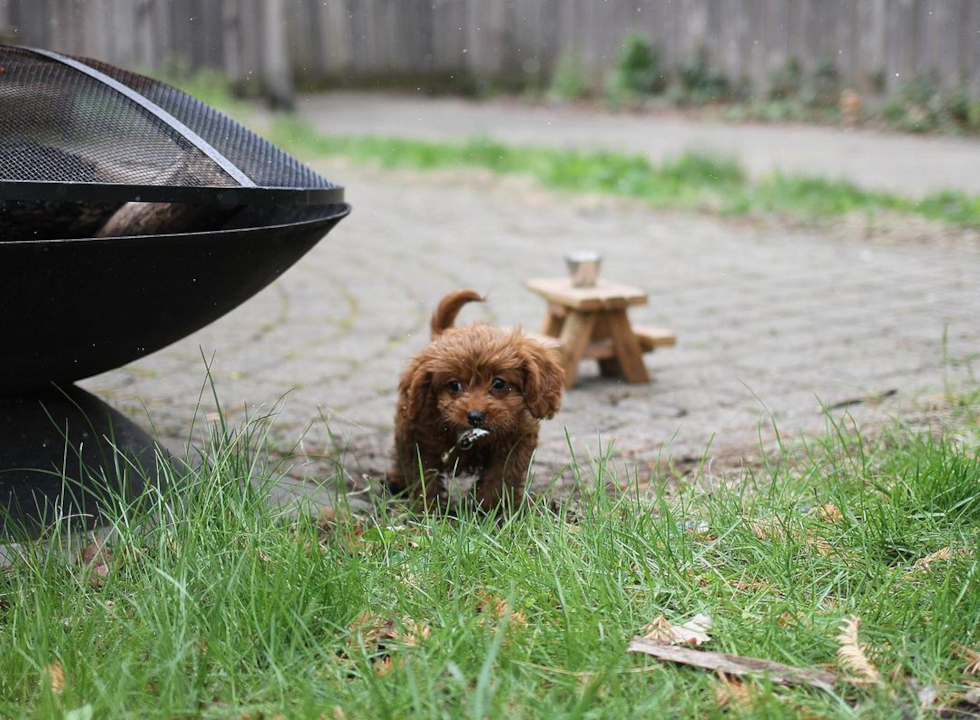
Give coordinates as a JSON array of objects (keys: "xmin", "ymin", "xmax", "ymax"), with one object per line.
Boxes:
[{"xmin": 525, "ymin": 278, "xmax": 676, "ymax": 387}]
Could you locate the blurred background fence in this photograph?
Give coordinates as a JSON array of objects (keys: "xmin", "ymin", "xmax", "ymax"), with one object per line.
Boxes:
[{"xmin": 1, "ymin": 0, "xmax": 978, "ymax": 103}]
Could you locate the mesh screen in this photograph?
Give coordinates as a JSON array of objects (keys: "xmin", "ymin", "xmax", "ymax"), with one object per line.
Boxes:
[
  {"xmin": 87, "ymin": 59, "xmax": 336, "ymax": 190},
  {"xmin": 0, "ymin": 46, "xmax": 335, "ymax": 191},
  {"xmin": 0, "ymin": 47, "xmax": 234, "ymax": 188}
]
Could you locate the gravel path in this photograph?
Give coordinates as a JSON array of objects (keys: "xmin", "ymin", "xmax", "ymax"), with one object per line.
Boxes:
[
  {"xmin": 81, "ymin": 157, "xmax": 980, "ymax": 507},
  {"xmin": 298, "ymin": 92, "xmax": 980, "ymax": 199}
]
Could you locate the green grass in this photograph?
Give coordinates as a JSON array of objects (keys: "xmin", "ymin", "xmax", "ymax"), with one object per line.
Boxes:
[
  {"xmin": 263, "ymin": 117, "xmax": 980, "ymax": 230},
  {"xmin": 2, "ymin": 395, "xmax": 979, "ymax": 717}
]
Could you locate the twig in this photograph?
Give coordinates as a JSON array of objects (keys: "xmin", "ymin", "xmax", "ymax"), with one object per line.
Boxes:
[{"xmin": 627, "ymin": 638, "xmax": 838, "ymax": 693}]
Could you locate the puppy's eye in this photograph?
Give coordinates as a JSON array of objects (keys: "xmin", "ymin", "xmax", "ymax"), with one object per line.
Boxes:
[
  {"xmin": 491, "ymin": 377, "xmax": 507, "ymax": 391},
  {"xmin": 448, "ymin": 380, "xmax": 463, "ymax": 393}
]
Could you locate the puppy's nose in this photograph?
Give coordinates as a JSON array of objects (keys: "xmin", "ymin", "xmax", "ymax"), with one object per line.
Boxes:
[{"xmin": 466, "ymin": 410, "xmax": 487, "ymax": 427}]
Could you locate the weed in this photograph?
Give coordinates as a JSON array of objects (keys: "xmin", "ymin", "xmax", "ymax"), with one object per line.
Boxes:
[
  {"xmin": 548, "ymin": 52, "xmax": 591, "ymax": 102},
  {"xmin": 606, "ymin": 34, "xmax": 665, "ymax": 104},
  {"xmin": 678, "ymin": 45, "xmax": 731, "ymax": 105},
  {"xmin": 767, "ymin": 58, "xmax": 803, "ymax": 101}
]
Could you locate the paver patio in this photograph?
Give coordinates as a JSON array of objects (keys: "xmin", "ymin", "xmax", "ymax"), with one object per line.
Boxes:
[{"xmin": 80, "ymin": 148, "xmax": 979, "ymax": 507}]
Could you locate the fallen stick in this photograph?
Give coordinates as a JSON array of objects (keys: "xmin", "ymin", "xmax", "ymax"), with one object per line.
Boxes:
[
  {"xmin": 825, "ymin": 388, "xmax": 898, "ymax": 411},
  {"xmin": 627, "ymin": 637, "xmax": 838, "ymax": 693}
]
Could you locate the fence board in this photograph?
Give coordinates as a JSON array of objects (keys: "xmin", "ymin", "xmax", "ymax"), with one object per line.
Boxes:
[
  {"xmin": 431, "ymin": 0, "xmax": 464, "ymax": 71},
  {"xmin": 966, "ymin": 0, "xmax": 980, "ymax": 93},
  {"xmin": 4, "ymin": 0, "xmax": 977, "ymax": 100},
  {"xmin": 835, "ymin": 0, "xmax": 857, "ymax": 84},
  {"xmin": 935, "ymin": 1, "xmax": 959, "ymax": 84}
]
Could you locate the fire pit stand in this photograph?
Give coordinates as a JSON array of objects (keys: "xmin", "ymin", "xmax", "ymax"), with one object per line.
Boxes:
[{"xmin": 0, "ymin": 45, "xmax": 350, "ymax": 536}]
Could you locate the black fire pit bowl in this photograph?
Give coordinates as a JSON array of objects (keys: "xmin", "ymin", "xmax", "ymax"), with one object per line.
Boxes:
[{"xmin": 0, "ymin": 45, "xmax": 350, "ymax": 538}]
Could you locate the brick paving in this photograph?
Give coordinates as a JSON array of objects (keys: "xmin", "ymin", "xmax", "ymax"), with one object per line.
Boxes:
[{"xmin": 80, "ymin": 154, "xmax": 980, "ymax": 507}]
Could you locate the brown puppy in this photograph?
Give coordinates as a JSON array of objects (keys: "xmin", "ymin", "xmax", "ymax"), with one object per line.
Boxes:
[{"xmin": 388, "ymin": 290, "xmax": 564, "ymax": 512}]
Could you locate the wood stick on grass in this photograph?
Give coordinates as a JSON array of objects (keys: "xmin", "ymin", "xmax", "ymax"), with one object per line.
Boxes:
[{"xmin": 627, "ymin": 637, "xmax": 838, "ymax": 693}]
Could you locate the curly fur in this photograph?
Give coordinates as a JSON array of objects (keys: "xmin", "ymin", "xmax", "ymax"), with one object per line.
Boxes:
[{"xmin": 388, "ymin": 290, "xmax": 564, "ymax": 512}]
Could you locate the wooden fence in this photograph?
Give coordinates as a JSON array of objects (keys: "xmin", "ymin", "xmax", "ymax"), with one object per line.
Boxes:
[{"xmin": 1, "ymin": 0, "xmax": 978, "ymax": 100}]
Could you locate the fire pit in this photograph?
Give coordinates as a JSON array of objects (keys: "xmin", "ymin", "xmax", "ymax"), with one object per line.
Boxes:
[{"xmin": 0, "ymin": 45, "xmax": 350, "ymax": 536}]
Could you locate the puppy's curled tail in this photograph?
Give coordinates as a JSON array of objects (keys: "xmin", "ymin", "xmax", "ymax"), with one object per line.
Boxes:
[{"xmin": 431, "ymin": 289, "xmax": 483, "ymax": 337}]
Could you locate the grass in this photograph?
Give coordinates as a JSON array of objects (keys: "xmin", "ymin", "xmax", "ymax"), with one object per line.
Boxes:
[
  {"xmin": 2, "ymin": 387, "xmax": 979, "ymax": 718},
  {"xmin": 263, "ymin": 117, "xmax": 980, "ymax": 230}
]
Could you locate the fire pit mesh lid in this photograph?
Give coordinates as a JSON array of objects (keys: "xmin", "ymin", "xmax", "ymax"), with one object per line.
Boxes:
[{"xmin": 0, "ymin": 45, "xmax": 341, "ymax": 204}]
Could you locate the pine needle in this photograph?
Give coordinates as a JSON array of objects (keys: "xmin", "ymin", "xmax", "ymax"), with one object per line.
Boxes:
[{"xmin": 836, "ymin": 616, "xmax": 881, "ymax": 685}]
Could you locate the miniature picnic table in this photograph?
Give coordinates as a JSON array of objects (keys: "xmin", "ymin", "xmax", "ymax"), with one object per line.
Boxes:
[{"xmin": 525, "ymin": 278, "xmax": 676, "ymax": 387}]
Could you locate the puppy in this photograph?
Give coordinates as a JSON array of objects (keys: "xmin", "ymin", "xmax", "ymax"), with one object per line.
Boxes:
[{"xmin": 388, "ymin": 290, "xmax": 564, "ymax": 512}]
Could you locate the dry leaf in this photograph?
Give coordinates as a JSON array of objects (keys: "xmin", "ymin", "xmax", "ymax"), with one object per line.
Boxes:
[
  {"xmin": 627, "ymin": 637, "xmax": 837, "ymax": 693},
  {"xmin": 318, "ymin": 507, "xmax": 364, "ymax": 552},
  {"xmin": 318, "ymin": 506, "xmax": 339, "ymax": 526},
  {"xmin": 682, "ymin": 520, "xmax": 716, "ymax": 541},
  {"xmin": 910, "ymin": 547, "xmax": 971, "ymax": 572},
  {"xmin": 713, "ymin": 672, "xmax": 754, "ymax": 711},
  {"xmin": 778, "ymin": 612, "xmax": 805, "ymax": 627},
  {"xmin": 349, "ymin": 611, "xmax": 396, "ymax": 649},
  {"xmin": 814, "ymin": 504, "xmax": 843, "ymax": 523},
  {"xmin": 640, "ymin": 615, "xmax": 673, "ymax": 643},
  {"xmin": 732, "ymin": 579, "xmax": 776, "ymax": 594},
  {"xmin": 474, "ymin": 591, "xmax": 527, "ymax": 638},
  {"xmin": 80, "ymin": 536, "xmax": 111, "ymax": 581},
  {"xmin": 475, "ymin": 590, "xmax": 508, "ymax": 621},
  {"xmin": 806, "ymin": 533, "xmax": 833, "ymax": 557},
  {"xmin": 749, "ymin": 519, "xmax": 786, "ymax": 541},
  {"xmin": 376, "ymin": 656, "xmax": 395, "ymax": 677},
  {"xmin": 350, "ymin": 612, "xmax": 431, "ymax": 656},
  {"xmin": 683, "ymin": 569, "xmax": 709, "ymax": 587},
  {"xmin": 45, "ymin": 661, "xmax": 65, "ymax": 695},
  {"xmin": 952, "ymin": 643, "xmax": 980, "ymax": 675},
  {"xmin": 640, "ymin": 613, "xmax": 712, "ymax": 646},
  {"xmin": 836, "ymin": 616, "xmax": 881, "ymax": 685},
  {"xmin": 320, "ymin": 706, "xmax": 347, "ymax": 720},
  {"xmin": 395, "ymin": 619, "xmax": 431, "ymax": 647}
]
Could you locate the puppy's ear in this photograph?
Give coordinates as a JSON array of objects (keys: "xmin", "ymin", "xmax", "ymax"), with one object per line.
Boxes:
[
  {"xmin": 520, "ymin": 338, "xmax": 565, "ymax": 419},
  {"xmin": 398, "ymin": 356, "xmax": 433, "ymax": 421}
]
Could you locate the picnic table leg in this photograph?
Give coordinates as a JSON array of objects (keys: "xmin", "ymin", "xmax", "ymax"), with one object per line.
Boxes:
[
  {"xmin": 558, "ymin": 311, "xmax": 596, "ymax": 387},
  {"xmin": 540, "ymin": 302, "xmax": 565, "ymax": 337},
  {"xmin": 605, "ymin": 309, "xmax": 650, "ymax": 383},
  {"xmin": 591, "ymin": 314, "xmax": 623, "ymax": 378}
]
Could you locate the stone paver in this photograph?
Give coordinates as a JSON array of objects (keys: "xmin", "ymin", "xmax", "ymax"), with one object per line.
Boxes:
[
  {"xmin": 81, "ymin": 159, "xmax": 980, "ymax": 505},
  {"xmin": 298, "ymin": 92, "xmax": 980, "ymax": 199}
]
